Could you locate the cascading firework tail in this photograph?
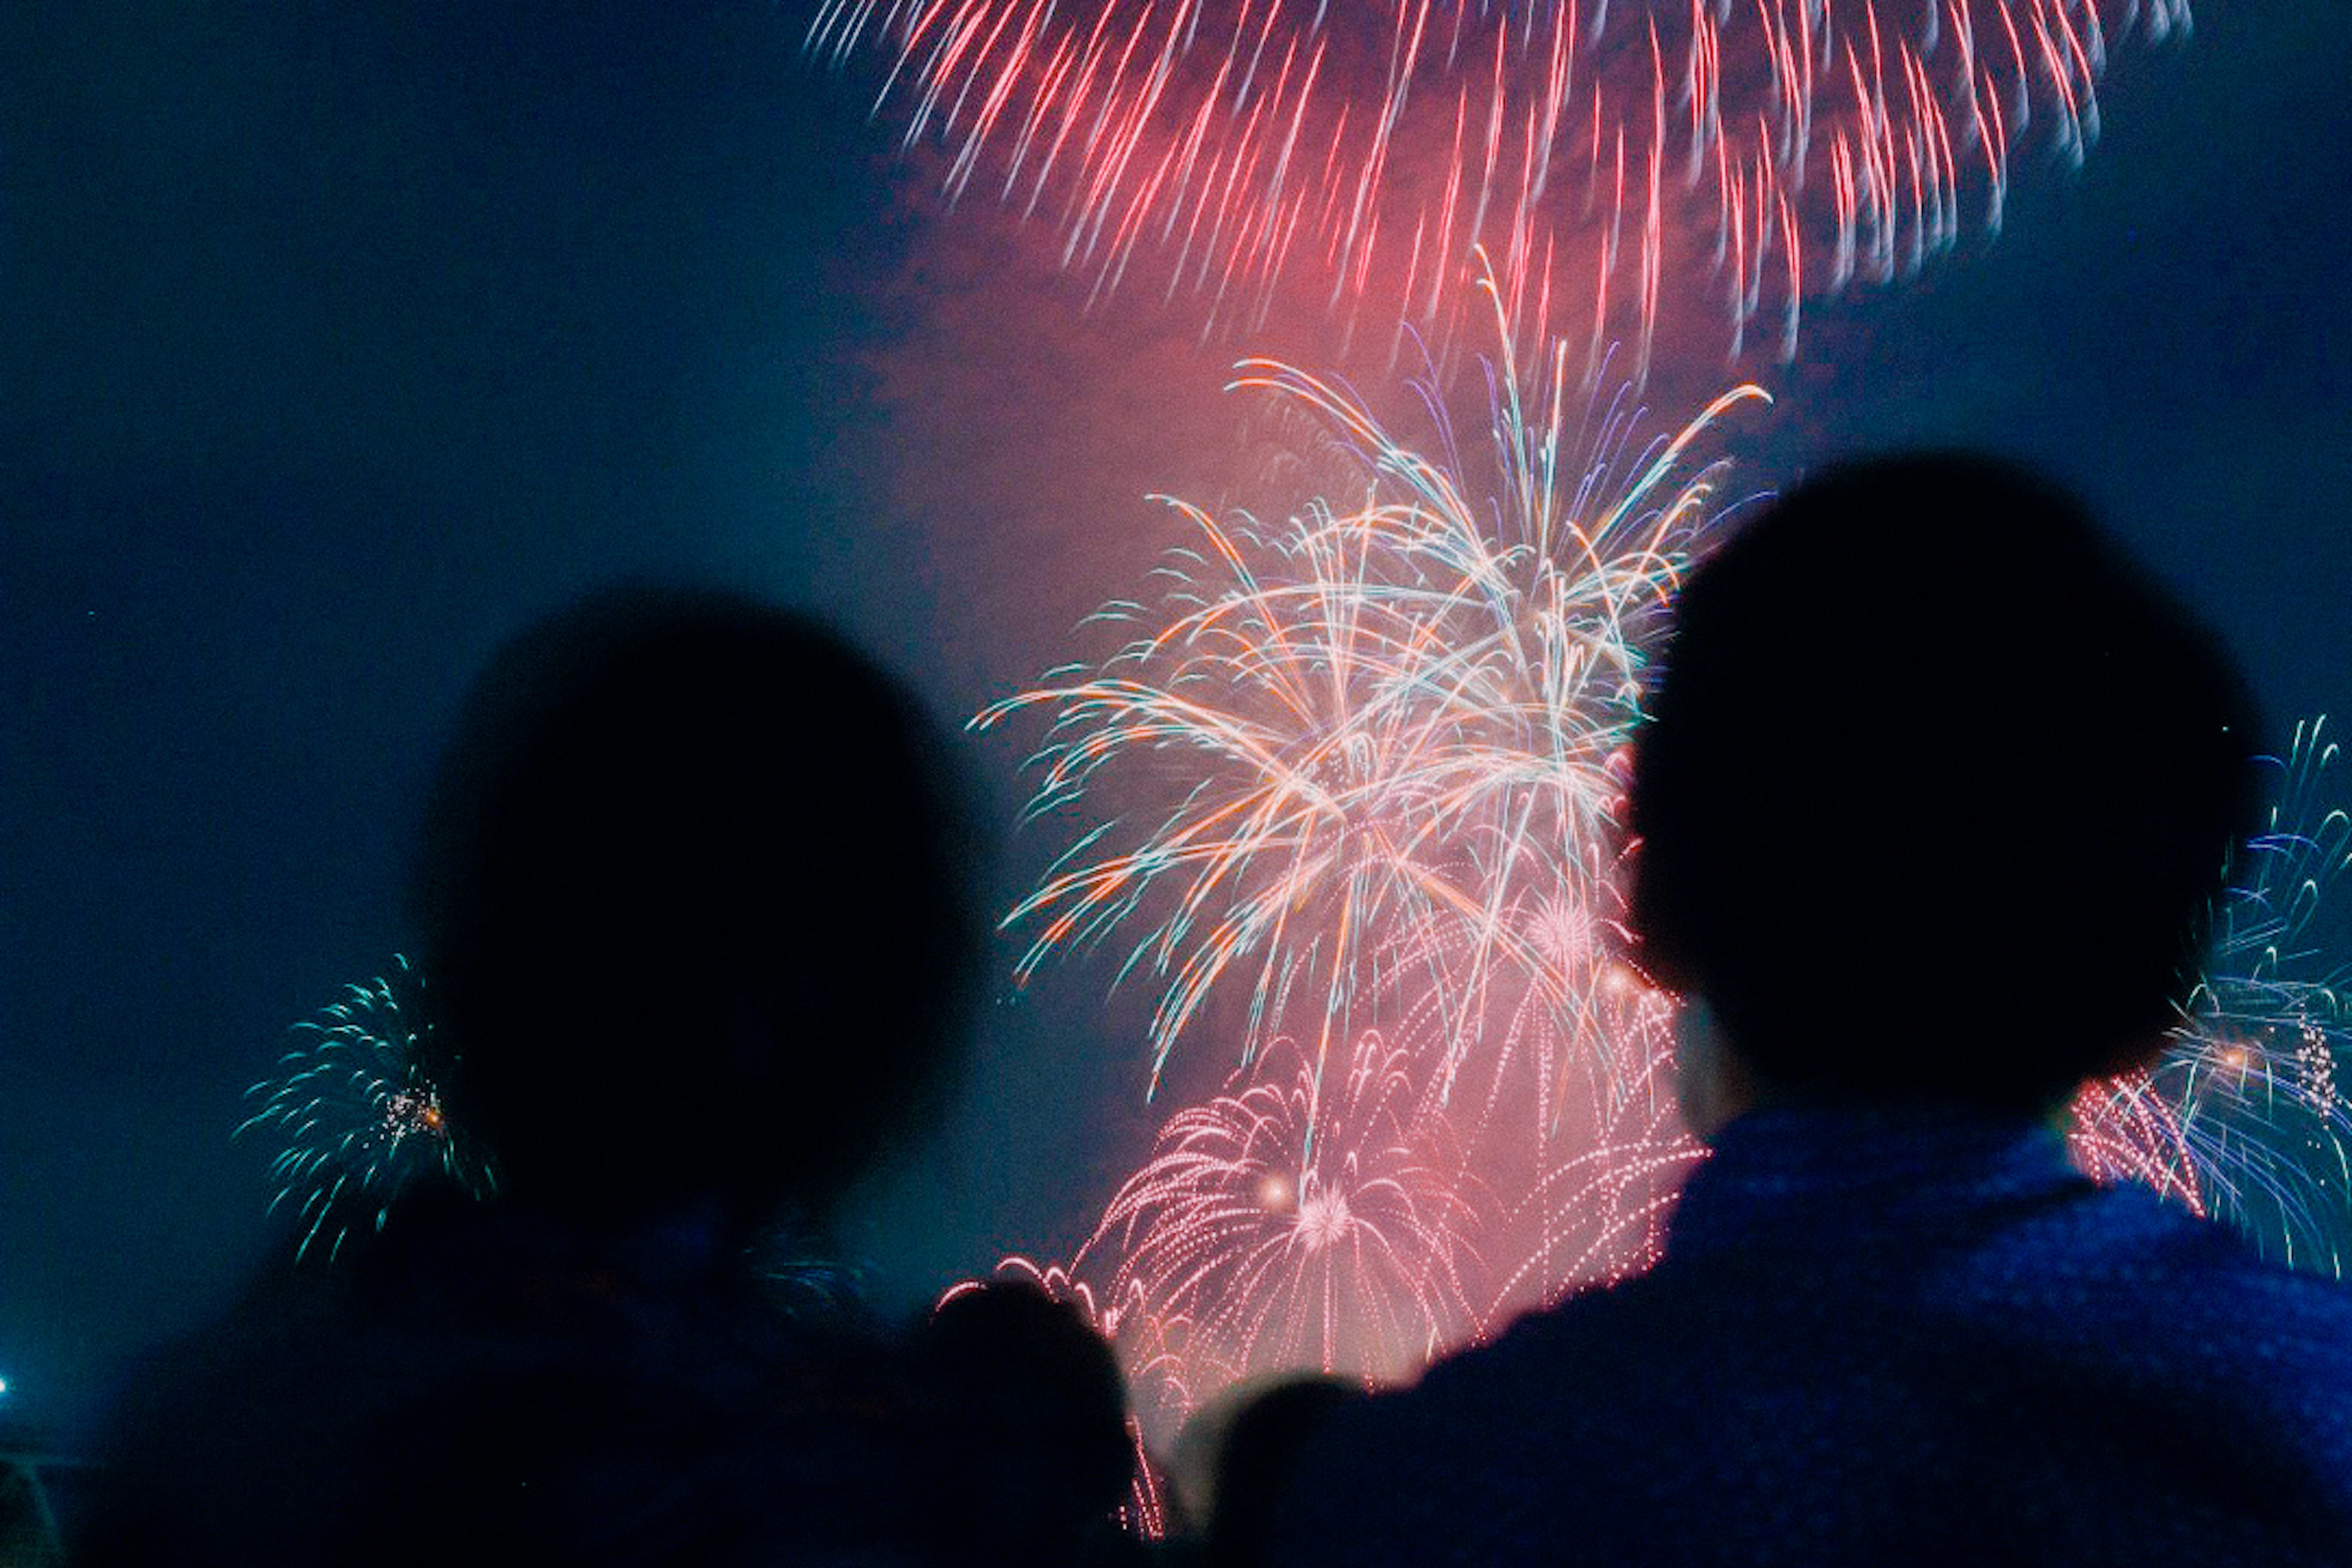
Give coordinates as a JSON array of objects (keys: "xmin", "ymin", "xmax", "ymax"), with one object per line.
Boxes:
[
  {"xmin": 951, "ymin": 1259, "xmax": 1185, "ymax": 1529},
  {"xmin": 813, "ymin": 0, "xmax": 2184, "ymax": 366},
  {"xmin": 1475, "ymin": 965, "xmax": 1697, "ymax": 1318}
]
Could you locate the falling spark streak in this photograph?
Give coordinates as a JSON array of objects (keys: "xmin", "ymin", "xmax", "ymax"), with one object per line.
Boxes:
[
  {"xmin": 1479, "ymin": 989, "xmax": 1698, "ymax": 1319},
  {"xmin": 814, "ymin": 0, "xmax": 2180, "ymax": 360}
]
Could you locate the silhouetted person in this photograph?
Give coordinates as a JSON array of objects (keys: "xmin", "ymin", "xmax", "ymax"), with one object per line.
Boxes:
[
  {"xmin": 1186, "ymin": 1377, "xmax": 1362, "ymax": 1568},
  {"xmin": 85, "ymin": 589, "xmax": 984, "ymax": 1565},
  {"xmin": 1269, "ymin": 455, "xmax": 2352, "ymax": 1564},
  {"xmin": 917, "ymin": 1281, "xmax": 1144, "ymax": 1565}
]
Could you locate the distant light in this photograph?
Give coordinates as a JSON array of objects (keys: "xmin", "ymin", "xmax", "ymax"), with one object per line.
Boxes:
[{"xmin": 0, "ymin": 1376, "xmax": 10, "ymax": 1398}]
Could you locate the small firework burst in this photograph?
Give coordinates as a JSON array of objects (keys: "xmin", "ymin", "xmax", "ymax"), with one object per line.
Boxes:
[
  {"xmin": 1082, "ymin": 1031, "xmax": 1487, "ymax": 1405},
  {"xmin": 753, "ymin": 1222, "xmax": 876, "ymax": 1322},
  {"xmin": 2073, "ymin": 718, "xmax": 2352, "ymax": 1273},
  {"xmin": 239, "ymin": 957, "xmax": 492, "ymax": 1263}
]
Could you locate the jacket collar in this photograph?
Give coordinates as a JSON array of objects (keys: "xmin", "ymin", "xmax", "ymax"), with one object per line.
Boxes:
[{"xmin": 1665, "ymin": 1101, "xmax": 2089, "ymax": 1262}]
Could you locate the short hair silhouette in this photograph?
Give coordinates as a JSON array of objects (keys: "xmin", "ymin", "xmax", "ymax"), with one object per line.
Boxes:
[
  {"xmin": 919, "ymin": 1281, "xmax": 1135, "ymax": 1562},
  {"xmin": 411, "ymin": 587, "xmax": 981, "ymax": 1230},
  {"xmin": 1203, "ymin": 1376, "xmax": 1365, "ymax": 1568},
  {"xmin": 1629, "ymin": 453, "xmax": 2263, "ymax": 1110}
]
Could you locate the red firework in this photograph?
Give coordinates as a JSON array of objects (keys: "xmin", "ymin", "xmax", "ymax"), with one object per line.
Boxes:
[{"xmin": 816, "ymin": 0, "xmax": 2177, "ymax": 367}]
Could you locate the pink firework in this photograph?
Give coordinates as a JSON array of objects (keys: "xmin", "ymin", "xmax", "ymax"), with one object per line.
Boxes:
[
  {"xmin": 815, "ymin": 0, "xmax": 2179, "ymax": 366},
  {"xmin": 1081, "ymin": 1032, "xmax": 1486, "ymax": 1409},
  {"xmin": 1482, "ymin": 961, "xmax": 1700, "ymax": 1302},
  {"xmin": 2067, "ymin": 1068, "xmax": 2203, "ymax": 1210}
]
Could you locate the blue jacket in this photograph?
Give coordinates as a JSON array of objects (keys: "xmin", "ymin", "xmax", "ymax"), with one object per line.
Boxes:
[{"xmin": 1272, "ymin": 1104, "xmax": 2352, "ymax": 1565}]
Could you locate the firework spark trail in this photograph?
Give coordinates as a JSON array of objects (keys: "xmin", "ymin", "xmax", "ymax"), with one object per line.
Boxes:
[
  {"xmin": 976, "ymin": 263, "xmax": 1766, "ymax": 1105},
  {"xmin": 974, "ymin": 1257, "xmax": 1200, "ymax": 1439},
  {"xmin": 1480, "ymin": 993, "xmax": 1700, "ymax": 1320},
  {"xmin": 813, "ymin": 0, "xmax": 2184, "ymax": 365},
  {"xmin": 2067, "ymin": 1066, "xmax": 2203, "ymax": 1210},
  {"xmin": 236, "ymin": 956, "xmax": 492, "ymax": 1263},
  {"xmin": 2072, "ymin": 717, "xmax": 2352, "ymax": 1274},
  {"xmin": 1077, "ymin": 1032, "xmax": 1487, "ymax": 1405}
]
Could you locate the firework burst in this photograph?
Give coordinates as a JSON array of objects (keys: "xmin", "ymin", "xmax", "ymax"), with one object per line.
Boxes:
[
  {"xmin": 977, "ymin": 263, "xmax": 1766, "ymax": 1102},
  {"xmin": 1080, "ymin": 1031, "xmax": 1486, "ymax": 1402},
  {"xmin": 2072, "ymin": 717, "xmax": 2352, "ymax": 1273},
  {"xmin": 238, "ymin": 957, "xmax": 492, "ymax": 1263},
  {"xmin": 1477, "ymin": 963, "xmax": 1699, "ymax": 1319},
  {"xmin": 815, "ymin": 0, "xmax": 2180, "ymax": 364},
  {"xmin": 969, "ymin": 273, "xmax": 1760, "ymax": 1428}
]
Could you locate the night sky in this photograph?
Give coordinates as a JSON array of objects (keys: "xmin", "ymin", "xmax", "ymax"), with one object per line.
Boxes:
[{"xmin": 6, "ymin": 1, "xmax": 2349, "ymax": 1443}]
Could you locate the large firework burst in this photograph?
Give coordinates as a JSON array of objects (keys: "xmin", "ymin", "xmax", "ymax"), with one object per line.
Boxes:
[
  {"xmin": 978, "ymin": 263, "xmax": 1766, "ymax": 1103},
  {"xmin": 817, "ymin": 0, "xmax": 2179, "ymax": 363}
]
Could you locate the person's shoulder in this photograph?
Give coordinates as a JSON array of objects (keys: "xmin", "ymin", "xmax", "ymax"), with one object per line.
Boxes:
[
  {"xmin": 2143, "ymin": 1200, "xmax": 2352, "ymax": 1393},
  {"xmin": 1992, "ymin": 1176, "xmax": 2352, "ymax": 1333},
  {"xmin": 1264, "ymin": 1282, "xmax": 1665, "ymax": 1567},
  {"xmin": 1950, "ymin": 1179, "xmax": 2352, "ymax": 1437},
  {"xmin": 78, "ymin": 1261, "xmax": 391, "ymax": 1564}
]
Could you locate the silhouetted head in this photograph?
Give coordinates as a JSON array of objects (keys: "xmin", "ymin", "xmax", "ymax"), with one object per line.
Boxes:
[
  {"xmin": 1201, "ymin": 1376, "xmax": 1365, "ymax": 1568},
  {"xmin": 918, "ymin": 1281, "xmax": 1135, "ymax": 1559},
  {"xmin": 412, "ymin": 587, "xmax": 982, "ymax": 1233},
  {"xmin": 1629, "ymin": 453, "xmax": 2263, "ymax": 1114}
]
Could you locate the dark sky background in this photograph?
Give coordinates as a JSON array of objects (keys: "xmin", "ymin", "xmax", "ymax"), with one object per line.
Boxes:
[{"xmin": 4, "ymin": 1, "xmax": 2348, "ymax": 1443}]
